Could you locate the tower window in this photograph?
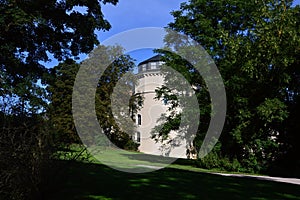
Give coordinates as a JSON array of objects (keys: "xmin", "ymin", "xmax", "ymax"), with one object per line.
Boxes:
[
  {"xmin": 137, "ymin": 114, "xmax": 141, "ymax": 125},
  {"xmin": 135, "ymin": 132, "xmax": 141, "ymax": 143},
  {"xmin": 150, "ymin": 62, "xmax": 156, "ymax": 69}
]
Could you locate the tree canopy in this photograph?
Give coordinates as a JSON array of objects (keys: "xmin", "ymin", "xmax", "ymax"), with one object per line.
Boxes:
[
  {"xmin": 154, "ymin": 0, "xmax": 300, "ymax": 175},
  {"xmin": 0, "ymin": 1, "xmax": 120, "ymax": 199},
  {"xmin": 0, "ymin": 0, "xmax": 118, "ymax": 114},
  {"xmin": 48, "ymin": 45, "xmax": 141, "ymax": 149}
]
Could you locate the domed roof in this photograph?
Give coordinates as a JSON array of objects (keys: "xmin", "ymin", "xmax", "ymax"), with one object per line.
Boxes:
[{"xmin": 138, "ymin": 55, "xmax": 162, "ymax": 66}]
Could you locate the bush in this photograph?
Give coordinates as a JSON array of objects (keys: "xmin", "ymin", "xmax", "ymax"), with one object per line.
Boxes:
[
  {"xmin": 123, "ymin": 139, "xmax": 139, "ymax": 151},
  {"xmin": 195, "ymin": 151, "xmax": 245, "ymax": 173},
  {"xmin": 196, "ymin": 151, "xmax": 221, "ymax": 170}
]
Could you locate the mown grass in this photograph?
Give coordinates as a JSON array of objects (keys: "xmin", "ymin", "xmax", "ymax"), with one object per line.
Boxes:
[
  {"xmin": 44, "ymin": 146, "xmax": 300, "ymax": 200},
  {"xmin": 88, "ymin": 147, "xmax": 263, "ymax": 175}
]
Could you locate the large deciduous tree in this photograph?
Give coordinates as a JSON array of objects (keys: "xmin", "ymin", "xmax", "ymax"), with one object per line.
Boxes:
[
  {"xmin": 0, "ymin": 0, "xmax": 118, "ymax": 113},
  {"xmin": 48, "ymin": 46, "xmax": 141, "ymax": 150},
  {"xmin": 0, "ymin": 0, "xmax": 120, "ymax": 199},
  {"xmin": 155, "ymin": 0, "xmax": 299, "ymax": 174}
]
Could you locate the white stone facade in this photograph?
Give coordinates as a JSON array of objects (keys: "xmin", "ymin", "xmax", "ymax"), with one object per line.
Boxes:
[{"xmin": 134, "ymin": 55, "xmax": 189, "ymax": 158}]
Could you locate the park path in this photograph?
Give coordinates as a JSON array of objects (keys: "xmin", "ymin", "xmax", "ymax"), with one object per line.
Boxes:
[
  {"xmin": 136, "ymin": 164, "xmax": 300, "ymax": 185},
  {"xmin": 211, "ymin": 172, "xmax": 300, "ymax": 185}
]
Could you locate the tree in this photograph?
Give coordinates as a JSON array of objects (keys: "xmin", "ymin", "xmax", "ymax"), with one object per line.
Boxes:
[
  {"xmin": 96, "ymin": 51, "xmax": 141, "ymax": 150},
  {"xmin": 0, "ymin": 0, "xmax": 118, "ymax": 111},
  {"xmin": 155, "ymin": 0, "xmax": 300, "ymax": 174},
  {"xmin": 47, "ymin": 59, "xmax": 81, "ymax": 144},
  {"xmin": 0, "ymin": 0, "xmax": 120, "ymax": 199},
  {"xmin": 48, "ymin": 46, "xmax": 141, "ymax": 150}
]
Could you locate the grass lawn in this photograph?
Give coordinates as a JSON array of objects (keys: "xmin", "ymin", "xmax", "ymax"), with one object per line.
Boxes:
[{"xmin": 44, "ymin": 147, "xmax": 300, "ymax": 200}]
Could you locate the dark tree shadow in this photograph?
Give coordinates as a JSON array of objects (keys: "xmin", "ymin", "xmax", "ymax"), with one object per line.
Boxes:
[{"xmin": 45, "ymin": 161, "xmax": 300, "ymax": 200}]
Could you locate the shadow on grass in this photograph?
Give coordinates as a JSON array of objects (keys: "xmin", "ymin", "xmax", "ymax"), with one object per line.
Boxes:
[
  {"xmin": 118, "ymin": 152, "xmax": 199, "ymax": 168},
  {"xmin": 46, "ymin": 161, "xmax": 300, "ymax": 200},
  {"xmin": 119, "ymin": 152, "xmax": 176, "ymax": 164}
]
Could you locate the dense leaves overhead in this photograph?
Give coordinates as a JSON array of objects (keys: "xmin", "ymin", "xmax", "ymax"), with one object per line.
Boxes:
[
  {"xmin": 0, "ymin": 0, "xmax": 117, "ymax": 82},
  {"xmin": 0, "ymin": 0, "xmax": 119, "ymax": 115}
]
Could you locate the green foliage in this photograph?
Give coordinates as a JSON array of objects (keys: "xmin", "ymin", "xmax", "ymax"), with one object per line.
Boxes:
[
  {"xmin": 0, "ymin": 0, "xmax": 118, "ymax": 112},
  {"xmin": 257, "ymin": 98, "xmax": 288, "ymax": 124},
  {"xmin": 151, "ymin": 50, "xmax": 211, "ymax": 157},
  {"xmin": 94, "ymin": 47, "xmax": 139, "ymax": 148},
  {"xmin": 157, "ymin": 0, "xmax": 300, "ymax": 174},
  {"xmin": 123, "ymin": 139, "xmax": 140, "ymax": 151},
  {"xmin": 0, "ymin": 0, "xmax": 119, "ymax": 199},
  {"xmin": 47, "ymin": 59, "xmax": 81, "ymax": 144},
  {"xmin": 48, "ymin": 46, "xmax": 140, "ymax": 150}
]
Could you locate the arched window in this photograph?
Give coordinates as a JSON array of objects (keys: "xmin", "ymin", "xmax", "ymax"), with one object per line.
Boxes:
[{"xmin": 137, "ymin": 114, "xmax": 141, "ymax": 125}]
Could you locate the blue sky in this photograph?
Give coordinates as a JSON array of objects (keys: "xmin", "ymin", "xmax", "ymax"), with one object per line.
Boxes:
[
  {"xmin": 43, "ymin": 0, "xmax": 184, "ymax": 68},
  {"xmin": 99, "ymin": 0, "xmax": 185, "ymax": 66},
  {"xmin": 294, "ymin": 0, "xmax": 300, "ymax": 6},
  {"xmin": 99, "ymin": 0, "xmax": 300, "ymax": 42},
  {"xmin": 98, "ymin": 0, "xmax": 184, "ymax": 41},
  {"xmin": 98, "ymin": 0, "xmax": 300, "ymax": 65},
  {"xmin": 44, "ymin": 0, "xmax": 300, "ymax": 68}
]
